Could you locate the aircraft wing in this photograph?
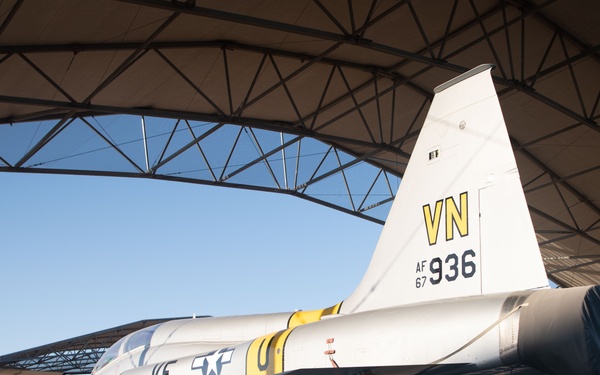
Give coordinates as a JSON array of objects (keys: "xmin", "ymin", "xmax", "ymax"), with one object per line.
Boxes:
[{"xmin": 281, "ymin": 364, "xmax": 547, "ymax": 375}]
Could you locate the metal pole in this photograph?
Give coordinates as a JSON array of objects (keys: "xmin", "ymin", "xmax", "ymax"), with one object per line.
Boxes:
[{"xmin": 141, "ymin": 116, "xmax": 150, "ymax": 173}]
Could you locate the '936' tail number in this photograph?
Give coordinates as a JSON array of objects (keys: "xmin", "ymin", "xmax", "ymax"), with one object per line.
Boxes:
[{"xmin": 415, "ymin": 250, "xmax": 476, "ymax": 288}]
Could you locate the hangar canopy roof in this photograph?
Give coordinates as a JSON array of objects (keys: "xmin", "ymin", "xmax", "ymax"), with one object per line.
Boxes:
[
  {"xmin": 0, "ymin": 318, "xmax": 188, "ymax": 374},
  {"xmin": 0, "ymin": 0, "xmax": 599, "ymax": 290}
]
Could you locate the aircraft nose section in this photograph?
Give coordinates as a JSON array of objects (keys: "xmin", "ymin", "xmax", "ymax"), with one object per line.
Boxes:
[{"xmin": 518, "ymin": 285, "xmax": 600, "ymax": 375}]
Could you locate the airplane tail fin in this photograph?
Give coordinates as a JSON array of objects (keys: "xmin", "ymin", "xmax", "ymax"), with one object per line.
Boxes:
[{"xmin": 340, "ymin": 65, "xmax": 549, "ymax": 314}]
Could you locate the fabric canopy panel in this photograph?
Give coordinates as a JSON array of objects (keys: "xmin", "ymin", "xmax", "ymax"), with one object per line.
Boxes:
[{"xmin": 0, "ymin": 0, "xmax": 598, "ymax": 288}]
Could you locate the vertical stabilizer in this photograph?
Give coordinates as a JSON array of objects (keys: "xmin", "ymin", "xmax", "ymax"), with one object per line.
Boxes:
[{"xmin": 341, "ymin": 65, "xmax": 548, "ymax": 314}]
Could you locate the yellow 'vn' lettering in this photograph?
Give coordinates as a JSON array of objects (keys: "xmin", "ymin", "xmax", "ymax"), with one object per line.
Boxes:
[
  {"xmin": 445, "ymin": 192, "xmax": 469, "ymax": 241},
  {"xmin": 423, "ymin": 192, "xmax": 468, "ymax": 245},
  {"xmin": 423, "ymin": 200, "xmax": 443, "ymax": 245}
]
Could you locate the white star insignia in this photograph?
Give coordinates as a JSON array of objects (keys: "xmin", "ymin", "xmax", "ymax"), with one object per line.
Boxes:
[{"xmin": 191, "ymin": 348, "xmax": 234, "ymax": 375}]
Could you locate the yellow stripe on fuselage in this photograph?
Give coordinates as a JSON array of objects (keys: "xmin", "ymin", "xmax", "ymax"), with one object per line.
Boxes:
[
  {"xmin": 246, "ymin": 303, "xmax": 341, "ymax": 375},
  {"xmin": 246, "ymin": 328, "xmax": 292, "ymax": 375},
  {"xmin": 288, "ymin": 303, "xmax": 341, "ymax": 328}
]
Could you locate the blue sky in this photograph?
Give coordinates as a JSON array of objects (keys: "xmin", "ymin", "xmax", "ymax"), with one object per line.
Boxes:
[{"xmin": 0, "ymin": 172, "xmax": 381, "ymax": 355}]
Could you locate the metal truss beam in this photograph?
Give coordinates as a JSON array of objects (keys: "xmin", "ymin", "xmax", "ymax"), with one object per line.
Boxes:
[
  {"xmin": 0, "ymin": 166, "xmax": 388, "ymax": 225},
  {"xmin": 0, "ymin": 111, "xmax": 399, "ymax": 224},
  {"xmin": 0, "ymin": 40, "xmax": 429, "ymax": 97},
  {"xmin": 0, "ymin": 95, "xmax": 408, "ymax": 160},
  {"xmin": 512, "ymin": 136, "xmax": 600, "ymax": 220}
]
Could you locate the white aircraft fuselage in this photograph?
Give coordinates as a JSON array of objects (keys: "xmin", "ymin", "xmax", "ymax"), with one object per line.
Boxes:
[
  {"xmin": 92, "ymin": 65, "xmax": 600, "ymax": 375},
  {"xmin": 94, "ymin": 287, "xmax": 600, "ymax": 375}
]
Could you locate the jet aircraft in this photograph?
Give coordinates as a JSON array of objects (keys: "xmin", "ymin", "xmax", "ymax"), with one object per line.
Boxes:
[{"xmin": 91, "ymin": 65, "xmax": 600, "ymax": 375}]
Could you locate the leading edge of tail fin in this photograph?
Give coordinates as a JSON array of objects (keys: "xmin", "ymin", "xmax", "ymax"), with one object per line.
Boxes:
[{"xmin": 341, "ymin": 65, "xmax": 549, "ymax": 314}]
